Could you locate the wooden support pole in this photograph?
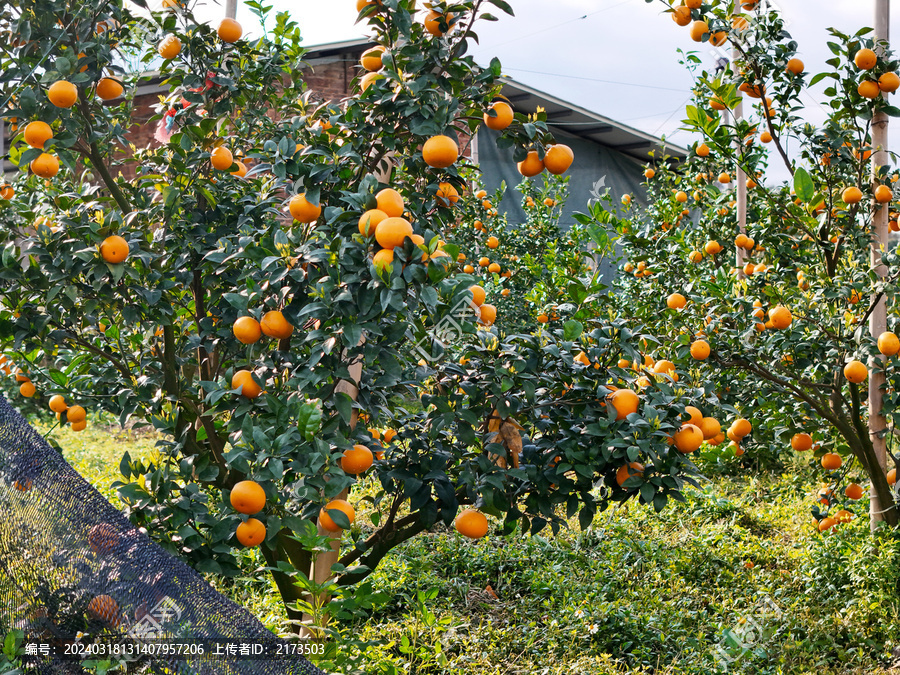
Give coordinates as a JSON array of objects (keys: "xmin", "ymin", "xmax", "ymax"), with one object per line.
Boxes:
[{"xmin": 869, "ymin": 0, "xmax": 891, "ymax": 529}]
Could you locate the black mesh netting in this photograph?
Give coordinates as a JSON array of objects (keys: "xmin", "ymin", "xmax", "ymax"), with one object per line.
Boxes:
[{"xmin": 0, "ymin": 396, "xmax": 326, "ymax": 674}]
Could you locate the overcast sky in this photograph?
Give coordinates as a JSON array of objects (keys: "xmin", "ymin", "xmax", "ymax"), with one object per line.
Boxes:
[{"xmin": 198, "ymin": 0, "xmax": 897, "ymax": 181}]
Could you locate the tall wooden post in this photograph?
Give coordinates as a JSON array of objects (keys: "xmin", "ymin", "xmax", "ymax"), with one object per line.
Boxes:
[
  {"xmin": 869, "ymin": 0, "xmax": 890, "ymax": 529},
  {"xmin": 225, "ymin": 0, "xmax": 237, "ymax": 19},
  {"xmin": 734, "ymin": 38, "xmax": 747, "ymax": 275}
]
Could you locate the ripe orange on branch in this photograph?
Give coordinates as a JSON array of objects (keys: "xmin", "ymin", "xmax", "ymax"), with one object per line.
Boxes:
[
  {"xmin": 843, "ymin": 360, "xmax": 867, "ymax": 384},
  {"xmin": 48, "ymin": 80, "xmax": 77, "ymax": 108},
  {"xmin": 359, "ymin": 209, "xmax": 388, "ymax": 236},
  {"xmin": 210, "ymin": 146, "xmax": 234, "ymax": 171},
  {"xmin": 218, "ymin": 18, "xmax": 243, "ymax": 43},
  {"xmin": 609, "ymin": 389, "xmax": 639, "ymax": 421},
  {"xmin": 376, "ymin": 188, "xmax": 405, "ymax": 217},
  {"xmin": 233, "ymin": 316, "xmax": 262, "ymax": 344},
  {"xmin": 236, "ymin": 518, "xmax": 266, "ymax": 547},
  {"xmin": 230, "ymin": 480, "xmax": 266, "ymax": 515},
  {"xmin": 100, "ymin": 235, "xmax": 129, "ymax": 264},
  {"xmin": 30, "ymin": 153, "xmax": 59, "ymax": 178},
  {"xmin": 422, "ymin": 135, "xmax": 458, "ymax": 168},
  {"xmin": 544, "ymin": 144, "xmax": 574, "ymax": 175},
  {"xmin": 854, "ymin": 48, "xmax": 877, "ymax": 70},
  {"xmin": 96, "ymin": 78, "xmax": 124, "ymax": 100},
  {"xmin": 454, "ymin": 509, "xmax": 488, "ymax": 539},
  {"xmin": 232, "ymin": 370, "xmax": 262, "ymax": 399},
  {"xmin": 319, "ymin": 499, "xmax": 355, "ymax": 532},
  {"xmin": 375, "ymin": 217, "xmax": 413, "ymax": 249},
  {"xmin": 616, "ymin": 462, "xmax": 644, "ymax": 487},
  {"xmin": 878, "ymin": 331, "xmax": 900, "ymax": 356},
  {"xmin": 483, "ymin": 101, "xmax": 513, "ymax": 131},
  {"xmin": 23, "ymin": 121, "xmax": 53, "ymax": 149},
  {"xmin": 260, "ymin": 310, "xmax": 293, "ymax": 340},
  {"xmin": 341, "ymin": 445, "xmax": 374, "ymax": 474},
  {"xmin": 674, "ymin": 424, "xmax": 703, "ymax": 453},
  {"xmin": 288, "ymin": 194, "xmax": 322, "ymax": 223},
  {"xmin": 517, "ymin": 150, "xmax": 544, "ymax": 177}
]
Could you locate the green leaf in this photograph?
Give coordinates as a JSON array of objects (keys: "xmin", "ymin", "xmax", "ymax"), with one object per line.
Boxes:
[
  {"xmin": 794, "ymin": 166, "xmax": 814, "ymax": 202},
  {"xmin": 297, "ymin": 399, "xmax": 322, "ymax": 440},
  {"xmin": 563, "ymin": 320, "xmax": 584, "ymax": 341}
]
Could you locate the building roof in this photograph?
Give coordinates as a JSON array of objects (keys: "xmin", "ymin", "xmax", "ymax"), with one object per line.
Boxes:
[{"xmin": 303, "ymin": 38, "xmax": 688, "ymax": 162}]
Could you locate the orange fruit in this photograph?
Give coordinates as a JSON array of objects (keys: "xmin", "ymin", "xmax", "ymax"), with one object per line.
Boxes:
[
  {"xmin": 731, "ymin": 418, "xmax": 752, "ymax": 438},
  {"xmin": 87, "ymin": 595, "xmax": 120, "ymax": 627},
  {"xmin": 887, "ymin": 468, "xmax": 896, "ymax": 485},
  {"xmin": 236, "ymin": 518, "xmax": 266, "ymax": 547},
  {"xmin": 360, "ymin": 46, "xmax": 385, "ymax": 71},
  {"xmin": 875, "ymin": 184, "xmax": 893, "ymax": 203},
  {"xmin": 23, "ymin": 121, "xmax": 53, "ymax": 149},
  {"xmin": 718, "ymin": 172, "xmax": 732, "ymax": 184},
  {"xmin": 19, "ymin": 382, "xmax": 35, "ymax": 398},
  {"xmin": 233, "ymin": 316, "xmax": 262, "ymax": 344},
  {"xmin": 30, "ymin": 153, "xmax": 59, "ymax": 178},
  {"xmin": 478, "ymin": 303, "xmax": 497, "ymax": 326},
  {"xmin": 672, "ymin": 6, "xmax": 692, "ymax": 26},
  {"xmin": 791, "ymin": 433, "xmax": 813, "ymax": 451},
  {"xmin": 49, "ymin": 395, "xmax": 67, "ymax": 413},
  {"xmin": 158, "ymin": 33, "xmax": 182, "ymax": 59},
  {"xmin": 217, "ymin": 17, "xmax": 243, "ymax": 43},
  {"xmin": 704, "ymin": 240, "xmax": 722, "ymax": 255},
  {"xmin": 517, "ymin": 150, "xmax": 544, "ymax": 177},
  {"xmin": 485, "ymin": 236, "xmax": 500, "ymax": 249},
  {"xmin": 484, "ymin": 101, "xmax": 514, "ymax": 130},
  {"xmin": 818, "ymin": 517, "xmax": 837, "ymax": 532},
  {"xmin": 845, "ymin": 483, "xmax": 864, "ymax": 500},
  {"xmin": 699, "ymin": 417, "xmax": 721, "ymax": 440},
  {"xmin": 768, "ymin": 305, "xmax": 792, "ymax": 330},
  {"xmin": 436, "ymin": 182, "xmax": 459, "ymax": 206},
  {"xmin": 544, "ymin": 144, "xmax": 574, "ymax": 175},
  {"xmin": 376, "ymin": 188, "xmax": 405, "ymax": 217},
  {"xmin": 843, "ymin": 360, "xmax": 867, "ymax": 384},
  {"xmin": 760, "ymin": 131, "xmax": 772, "ymax": 143},
  {"xmin": 231, "ymin": 161, "xmax": 248, "ymax": 177},
  {"xmin": 644, "ymin": 168, "xmax": 656, "ymax": 179},
  {"xmin": 786, "ymin": 58, "xmax": 804, "ymax": 75},
  {"xmin": 666, "ymin": 292, "xmax": 686, "ymax": 309},
  {"xmin": 424, "ymin": 10, "xmax": 453, "ymax": 36},
  {"xmin": 95, "ymin": 77, "xmax": 124, "ymax": 100},
  {"xmin": 841, "ymin": 186, "xmax": 863, "ymax": 204},
  {"xmin": 359, "ymin": 209, "xmax": 388, "ymax": 236},
  {"xmin": 48, "ymin": 80, "xmax": 77, "ymax": 108},
  {"xmin": 696, "ymin": 143, "xmax": 710, "ymax": 157},
  {"xmin": 878, "ymin": 71, "xmax": 900, "ymax": 93},
  {"xmin": 375, "ymin": 217, "xmax": 413, "ymax": 249},
  {"xmin": 609, "ymin": 389, "xmax": 639, "ymax": 421},
  {"xmin": 709, "ymin": 31, "xmax": 727, "ymax": 47},
  {"xmin": 211, "ymin": 146, "xmax": 234, "ymax": 171},
  {"xmin": 100, "ymin": 235, "xmax": 129, "ymax": 264},
  {"xmin": 463, "ymin": 264, "xmax": 475, "ymax": 273},
  {"xmin": 88, "ymin": 523, "xmax": 119, "ymax": 554},
  {"xmin": 684, "ymin": 406, "xmax": 703, "ymax": 427},
  {"xmin": 341, "ymin": 444, "xmax": 374, "ymax": 474},
  {"xmin": 232, "ymin": 370, "xmax": 262, "ymax": 398},
  {"xmin": 858, "ymin": 80, "xmax": 881, "ymax": 99},
  {"xmin": 616, "ymin": 462, "xmax": 644, "ymax": 487},
  {"xmin": 373, "ymin": 248, "xmax": 394, "ymax": 273},
  {"xmin": 690, "ymin": 340, "xmax": 710, "ymax": 360},
  {"xmin": 359, "ymin": 71, "xmax": 383, "ymax": 92},
  {"xmin": 689, "ymin": 20, "xmax": 709, "ymax": 42},
  {"xmin": 855, "ymin": 48, "xmax": 877, "ymax": 70},
  {"xmin": 422, "ymin": 135, "xmax": 458, "ymax": 168},
  {"xmin": 319, "ymin": 499, "xmax": 355, "ymax": 532},
  {"xmin": 261, "ymin": 310, "xmax": 293, "ymax": 340},
  {"xmin": 834, "ymin": 509, "xmax": 853, "ymax": 523},
  {"xmin": 288, "ymin": 194, "xmax": 321, "ymax": 223},
  {"xmin": 470, "ymin": 285, "xmax": 486, "ymax": 306},
  {"xmin": 382, "ymin": 428, "xmax": 397, "ymax": 443},
  {"xmin": 0, "ymin": 185, "xmax": 12, "ymax": 200},
  {"xmin": 66, "ymin": 405, "xmax": 86, "ymax": 424},
  {"xmin": 821, "ymin": 453, "xmax": 843, "ymax": 471},
  {"xmin": 230, "ymin": 480, "xmax": 266, "ymax": 515},
  {"xmin": 454, "ymin": 509, "xmax": 488, "ymax": 538},
  {"xmin": 878, "ymin": 331, "xmax": 900, "ymax": 356},
  {"xmin": 488, "ymin": 262, "xmax": 501, "ymax": 274},
  {"xmin": 675, "ymin": 190, "xmax": 688, "ymax": 203},
  {"xmin": 72, "ymin": 420, "xmax": 87, "ymax": 432},
  {"xmin": 674, "ymin": 424, "xmax": 703, "ymax": 453},
  {"xmin": 537, "ymin": 314, "xmax": 549, "ymax": 323}
]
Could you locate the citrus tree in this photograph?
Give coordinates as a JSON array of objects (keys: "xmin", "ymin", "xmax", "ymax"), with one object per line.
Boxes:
[
  {"xmin": 606, "ymin": 0, "xmax": 899, "ymax": 529},
  {"xmin": 0, "ymin": 0, "xmax": 706, "ymax": 634}
]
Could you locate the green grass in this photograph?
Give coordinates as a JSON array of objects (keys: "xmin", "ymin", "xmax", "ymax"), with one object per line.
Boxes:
[{"xmin": 43, "ymin": 421, "xmax": 900, "ymax": 675}]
